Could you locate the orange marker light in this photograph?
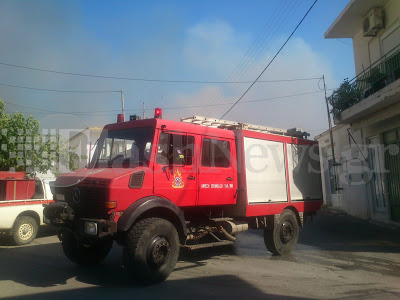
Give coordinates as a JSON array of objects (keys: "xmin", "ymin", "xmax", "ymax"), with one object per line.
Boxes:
[{"xmin": 105, "ymin": 201, "xmax": 117, "ymax": 209}]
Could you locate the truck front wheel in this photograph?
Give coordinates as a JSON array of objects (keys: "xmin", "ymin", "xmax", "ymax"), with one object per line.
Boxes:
[
  {"xmin": 264, "ymin": 209, "xmax": 299, "ymax": 255},
  {"xmin": 61, "ymin": 231, "xmax": 113, "ymax": 266},
  {"xmin": 124, "ymin": 217, "xmax": 180, "ymax": 283},
  {"xmin": 12, "ymin": 216, "xmax": 38, "ymax": 246}
]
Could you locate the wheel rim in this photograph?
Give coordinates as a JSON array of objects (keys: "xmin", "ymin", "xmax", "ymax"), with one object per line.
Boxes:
[
  {"xmin": 280, "ymin": 221, "xmax": 294, "ymax": 244},
  {"xmin": 19, "ymin": 223, "xmax": 34, "ymax": 240},
  {"xmin": 147, "ymin": 236, "xmax": 171, "ymax": 268}
]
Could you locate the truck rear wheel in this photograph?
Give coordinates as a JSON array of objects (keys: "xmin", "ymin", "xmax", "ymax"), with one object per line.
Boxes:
[
  {"xmin": 61, "ymin": 231, "xmax": 113, "ymax": 266},
  {"xmin": 264, "ymin": 209, "xmax": 299, "ymax": 255},
  {"xmin": 12, "ymin": 216, "xmax": 38, "ymax": 246},
  {"xmin": 124, "ymin": 217, "xmax": 179, "ymax": 283}
]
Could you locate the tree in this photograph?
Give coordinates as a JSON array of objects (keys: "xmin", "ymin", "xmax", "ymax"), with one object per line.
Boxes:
[
  {"xmin": 0, "ymin": 99, "xmax": 84, "ymax": 175},
  {"xmin": 329, "ymin": 78, "xmax": 361, "ymax": 118}
]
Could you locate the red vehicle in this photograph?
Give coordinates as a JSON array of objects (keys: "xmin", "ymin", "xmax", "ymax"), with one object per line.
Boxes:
[
  {"xmin": 0, "ymin": 173, "xmax": 55, "ymax": 245},
  {"xmin": 44, "ymin": 111, "xmax": 322, "ymax": 283}
]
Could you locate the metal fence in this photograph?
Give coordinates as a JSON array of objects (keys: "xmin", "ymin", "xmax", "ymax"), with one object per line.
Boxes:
[{"xmin": 330, "ymin": 43, "xmax": 400, "ymax": 118}]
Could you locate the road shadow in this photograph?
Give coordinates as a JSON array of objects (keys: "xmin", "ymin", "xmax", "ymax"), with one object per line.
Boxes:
[
  {"xmin": 1, "ymin": 219, "xmax": 400, "ymax": 299},
  {"xmin": 2, "ymin": 210, "xmax": 400, "ymax": 298},
  {"xmin": 298, "ymin": 210, "xmax": 400, "ymax": 253},
  {"xmin": 0, "ymin": 242, "xmax": 315, "ymax": 300},
  {"xmin": 0, "ymin": 241, "xmax": 241, "ymax": 288},
  {"xmin": 0, "ymin": 242, "xmax": 129, "ymax": 288},
  {"xmin": 36, "ymin": 226, "xmax": 57, "ymax": 239},
  {"xmin": 4, "ymin": 273, "xmax": 311, "ymax": 300}
]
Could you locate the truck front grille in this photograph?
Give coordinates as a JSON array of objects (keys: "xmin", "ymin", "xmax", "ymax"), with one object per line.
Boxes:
[{"xmin": 56, "ymin": 185, "xmax": 108, "ymax": 218}]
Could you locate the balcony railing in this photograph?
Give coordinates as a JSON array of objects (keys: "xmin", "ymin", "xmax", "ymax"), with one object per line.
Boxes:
[{"xmin": 330, "ymin": 43, "xmax": 400, "ymax": 119}]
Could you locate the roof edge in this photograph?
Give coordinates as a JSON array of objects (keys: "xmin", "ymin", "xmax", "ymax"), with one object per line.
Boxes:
[{"xmin": 324, "ymin": 0, "xmax": 355, "ymax": 39}]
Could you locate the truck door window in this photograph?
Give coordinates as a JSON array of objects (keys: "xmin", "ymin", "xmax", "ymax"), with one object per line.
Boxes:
[
  {"xmin": 201, "ymin": 138, "xmax": 230, "ymax": 168},
  {"xmin": 32, "ymin": 179, "xmax": 44, "ymax": 199},
  {"xmin": 157, "ymin": 133, "xmax": 194, "ymax": 165}
]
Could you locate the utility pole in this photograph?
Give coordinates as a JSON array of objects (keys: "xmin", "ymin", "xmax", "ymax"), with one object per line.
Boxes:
[
  {"xmin": 121, "ymin": 89, "xmax": 125, "ymax": 121},
  {"xmin": 143, "ymin": 102, "xmax": 145, "ymax": 119},
  {"xmin": 323, "ymin": 75, "xmax": 339, "ymax": 191}
]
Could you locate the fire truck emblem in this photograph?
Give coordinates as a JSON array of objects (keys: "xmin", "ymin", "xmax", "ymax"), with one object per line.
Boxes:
[{"xmin": 172, "ymin": 169, "xmax": 184, "ymax": 189}]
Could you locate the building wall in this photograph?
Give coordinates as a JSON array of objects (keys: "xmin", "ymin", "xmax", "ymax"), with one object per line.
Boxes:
[
  {"xmin": 352, "ymin": 0, "xmax": 400, "ymax": 75},
  {"xmin": 316, "ymin": 125, "xmax": 369, "ymax": 220},
  {"xmin": 317, "ymin": 113, "xmax": 400, "ymax": 222},
  {"xmin": 321, "ymin": 0, "xmax": 400, "ymax": 224}
]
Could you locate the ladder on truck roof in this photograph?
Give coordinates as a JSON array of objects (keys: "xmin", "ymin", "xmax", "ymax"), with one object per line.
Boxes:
[{"xmin": 181, "ymin": 115, "xmax": 310, "ymax": 139}]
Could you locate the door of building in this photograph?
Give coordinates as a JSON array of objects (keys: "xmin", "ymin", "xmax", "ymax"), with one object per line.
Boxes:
[
  {"xmin": 383, "ymin": 129, "xmax": 400, "ymax": 222},
  {"xmin": 368, "ymin": 136, "xmax": 387, "ymax": 213}
]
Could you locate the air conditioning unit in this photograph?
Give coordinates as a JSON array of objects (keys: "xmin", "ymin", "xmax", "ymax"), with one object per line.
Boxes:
[{"xmin": 362, "ymin": 8, "xmax": 384, "ymax": 37}]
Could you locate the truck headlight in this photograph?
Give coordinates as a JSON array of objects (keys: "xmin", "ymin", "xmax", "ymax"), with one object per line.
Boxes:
[
  {"xmin": 84, "ymin": 222, "xmax": 98, "ymax": 235},
  {"xmin": 55, "ymin": 193, "xmax": 65, "ymax": 201}
]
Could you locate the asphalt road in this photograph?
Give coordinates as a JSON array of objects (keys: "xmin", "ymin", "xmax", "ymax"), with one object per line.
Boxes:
[{"xmin": 1, "ymin": 210, "xmax": 400, "ymax": 300}]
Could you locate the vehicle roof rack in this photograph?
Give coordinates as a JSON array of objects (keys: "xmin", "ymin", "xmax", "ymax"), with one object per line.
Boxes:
[{"xmin": 181, "ymin": 115, "xmax": 310, "ymax": 139}]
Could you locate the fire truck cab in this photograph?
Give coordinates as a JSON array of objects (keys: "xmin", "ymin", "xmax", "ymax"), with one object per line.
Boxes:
[{"xmin": 44, "ymin": 111, "xmax": 322, "ymax": 283}]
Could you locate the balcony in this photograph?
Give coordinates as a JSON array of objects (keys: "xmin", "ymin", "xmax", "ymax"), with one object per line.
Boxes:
[{"xmin": 330, "ymin": 43, "xmax": 400, "ymax": 124}]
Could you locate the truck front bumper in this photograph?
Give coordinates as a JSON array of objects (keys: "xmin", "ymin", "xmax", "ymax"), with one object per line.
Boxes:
[{"xmin": 43, "ymin": 202, "xmax": 117, "ymax": 238}]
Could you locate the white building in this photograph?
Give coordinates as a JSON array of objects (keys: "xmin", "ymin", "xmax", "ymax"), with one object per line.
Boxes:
[
  {"xmin": 316, "ymin": 0, "xmax": 400, "ymax": 225},
  {"xmin": 68, "ymin": 127, "xmax": 102, "ymax": 168}
]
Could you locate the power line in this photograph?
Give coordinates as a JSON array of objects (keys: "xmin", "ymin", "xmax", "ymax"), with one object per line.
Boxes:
[
  {"xmin": 0, "ymin": 61, "xmax": 320, "ymax": 84},
  {"xmin": 203, "ymin": 0, "xmax": 307, "ymax": 117},
  {"xmin": 119, "ymin": 90, "xmax": 325, "ymax": 113},
  {"xmin": 202, "ymin": 0, "xmax": 301, "ymax": 116},
  {"xmin": 0, "ymin": 82, "xmax": 120, "ymax": 93},
  {"xmin": 220, "ymin": 0, "xmax": 319, "ymax": 118},
  {"xmin": 336, "ymin": 39, "xmax": 366, "ymax": 47},
  {"xmin": 233, "ymin": 0, "xmax": 303, "ymax": 88},
  {"xmin": 2, "ymin": 99, "xmax": 60, "ymax": 113},
  {"xmin": 337, "ymin": 39, "xmax": 352, "ymax": 46},
  {"xmin": 5, "ymin": 90, "xmax": 327, "ymax": 116}
]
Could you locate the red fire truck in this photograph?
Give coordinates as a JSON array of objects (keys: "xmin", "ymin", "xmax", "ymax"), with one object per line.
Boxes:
[{"xmin": 44, "ymin": 111, "xmax": 322, "ymax": 283}]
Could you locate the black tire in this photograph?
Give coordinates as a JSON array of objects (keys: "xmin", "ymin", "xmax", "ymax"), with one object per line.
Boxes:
[
  {"xmin": 61, "ymin": 231, "xmax": 113, "ymax": 266},
  {"xmin": 264, "ymin": 210, "xmax": 299, "ymax": 255},
  {"xmin": 12, "ymin": 216, "xmax": 38, "ymax": 246},
  {"xmin": 124, "ymin": 217, "xmax": 180, "ymax": 284}
]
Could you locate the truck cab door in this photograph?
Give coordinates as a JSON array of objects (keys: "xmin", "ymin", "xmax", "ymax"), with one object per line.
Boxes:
[
  {"xmin": 197, "ymin": 137, "xmax": 236, "ymax": 206},
  {"xmin": 153, "ymin": 132, "xmax": 198, "ymax": 206}
]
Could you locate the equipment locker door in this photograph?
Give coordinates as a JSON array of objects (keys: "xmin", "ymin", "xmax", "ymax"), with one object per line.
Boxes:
[{"xmin": 197, "ymin": 137, "xmax": 236, "ymax": 206}]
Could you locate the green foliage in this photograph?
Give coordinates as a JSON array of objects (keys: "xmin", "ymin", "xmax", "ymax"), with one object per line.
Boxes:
[
  {"xmin": 0, "ymin": 99, "xmax": 85, "ymax": 175},
  {"xmin": 329, "ymin": 78, "xmax": 361, "ymax": 117}
]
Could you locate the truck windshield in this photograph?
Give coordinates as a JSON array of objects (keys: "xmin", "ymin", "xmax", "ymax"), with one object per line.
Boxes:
[{"xmin": 90, "ymin": 127, "xmax": 154, "ymax": 168}]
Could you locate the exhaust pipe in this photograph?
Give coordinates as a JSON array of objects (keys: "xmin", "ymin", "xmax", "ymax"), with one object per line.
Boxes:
[{"xmin": 220, "ymin": 221, "xmax": 249, "ymax": 235}]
